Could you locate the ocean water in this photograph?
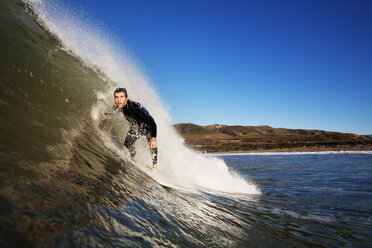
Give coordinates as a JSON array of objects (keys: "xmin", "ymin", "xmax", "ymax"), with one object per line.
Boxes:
[
  {"xmin": 217, "ymin": 152, "xmax": 372, "ymax": 247},
  {"xmin": 1, "ymin": 0, "xmax": 372, "ymax": 247}
]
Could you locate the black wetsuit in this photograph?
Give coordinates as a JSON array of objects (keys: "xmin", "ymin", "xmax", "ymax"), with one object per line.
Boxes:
[{"xmin": 120, "ymin": 99, "xmax": 157, "ymax": 164}]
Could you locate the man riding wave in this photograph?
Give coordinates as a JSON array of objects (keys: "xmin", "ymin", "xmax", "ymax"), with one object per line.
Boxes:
[
  {"xmin": 94, "ymin": 87, "xmax": 158, "ymax": 171},
  {"xmin": 113, "ymin": 88, "xmax": 158, "ymax": 171}
]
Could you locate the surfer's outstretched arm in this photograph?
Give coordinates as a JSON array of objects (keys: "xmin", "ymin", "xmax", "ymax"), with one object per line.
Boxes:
[{"xmin": 92, "ymin": 105, "xmax": 117, "ymax": 125}]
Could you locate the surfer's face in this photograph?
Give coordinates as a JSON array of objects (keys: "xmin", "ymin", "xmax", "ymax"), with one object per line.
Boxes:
[{"xmin": 114, "ymin": 92, "xmax": 127, "ymax": 109}]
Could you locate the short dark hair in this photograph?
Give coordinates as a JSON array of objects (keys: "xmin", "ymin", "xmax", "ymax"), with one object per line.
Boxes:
[{"xmin": 114, "ymin": 87, "xmax": 127, "ymax": 97}]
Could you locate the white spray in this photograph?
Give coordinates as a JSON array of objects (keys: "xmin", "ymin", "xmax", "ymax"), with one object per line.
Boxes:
[{"xmin": 27, "ymin": 0, "xmax": 260, "ymax": 194}]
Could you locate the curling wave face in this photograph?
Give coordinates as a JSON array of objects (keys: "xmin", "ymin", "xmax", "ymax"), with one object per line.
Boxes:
[{"xmin": 0, "ymin": 0, "xmax": 260, "ymax": 247}]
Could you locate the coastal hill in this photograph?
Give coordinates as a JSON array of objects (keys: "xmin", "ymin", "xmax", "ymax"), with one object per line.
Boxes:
[{"xmin": 174, "ymin": 123, "xmax": 372, "ymax": 153}]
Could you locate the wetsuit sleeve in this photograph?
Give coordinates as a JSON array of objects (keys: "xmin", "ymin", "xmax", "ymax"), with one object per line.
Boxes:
[{"xmin": 134, "ymin": 104, "xmax": 157, "ymax": 138}]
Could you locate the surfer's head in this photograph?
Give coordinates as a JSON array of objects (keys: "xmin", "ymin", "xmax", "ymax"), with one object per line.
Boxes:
[
  {"xmin": 114, "ymin": 87, "xmax": 127, "ymax": 97},
  {"xmin": 114, "ymin": 88, "xmax": 128, "ymax": 109}
]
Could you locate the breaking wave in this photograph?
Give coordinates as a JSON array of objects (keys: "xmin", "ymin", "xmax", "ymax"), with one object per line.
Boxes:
[{"xmin": 0, "ymin": 0, "xmax": 259, "ymax": 247}]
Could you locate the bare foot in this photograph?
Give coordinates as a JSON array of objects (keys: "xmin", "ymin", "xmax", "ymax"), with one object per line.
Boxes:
[{"xmin": 150, "ymin": 163, "xmax": 158, "ymax": 173}]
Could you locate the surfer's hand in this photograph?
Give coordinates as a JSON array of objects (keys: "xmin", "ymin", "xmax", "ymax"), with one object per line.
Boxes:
[
  {"xmin": 150, "ymin": 137, "xmax": 157, "ymax": 148},
  {"xmin": 92, "ymin": 115, "xmax": 100, "ymax": 125}
]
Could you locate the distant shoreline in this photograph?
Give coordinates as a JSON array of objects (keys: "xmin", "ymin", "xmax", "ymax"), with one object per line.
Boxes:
[
  {"xmin": 210, "ymin": 150, "xmax": 372, "ymax": 156},
  {"xmin": 207, "ymin": 146, "xmax": 372, "ymax": 154}
]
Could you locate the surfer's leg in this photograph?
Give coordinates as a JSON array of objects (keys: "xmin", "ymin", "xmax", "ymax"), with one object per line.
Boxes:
[
  {"xmin": 146, "ymin": 132, "xmax": 158, "ymax": 166},
  {"xmin": 151, "ymin": 147, "xmax": 158, "ymax": 165},
  {"xmin": 124, "ymin": 128, "xmax": 139, "ymax": 158}
]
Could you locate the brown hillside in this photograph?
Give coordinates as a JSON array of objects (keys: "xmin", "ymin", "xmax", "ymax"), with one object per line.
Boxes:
[{"xmin": 174, "ymin": 123, "xmax": 372, "ymax": 153}]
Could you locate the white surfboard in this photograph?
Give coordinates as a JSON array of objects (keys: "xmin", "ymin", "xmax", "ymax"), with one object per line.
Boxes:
[{"xmin": 130, "ymin": 160, "xmax": 183, "ymax": 189}]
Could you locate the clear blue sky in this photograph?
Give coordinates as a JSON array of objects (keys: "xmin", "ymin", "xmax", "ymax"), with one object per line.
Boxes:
[{"xmin": 60, "ymin": 0, "xmax": 371, "ymax": 134}]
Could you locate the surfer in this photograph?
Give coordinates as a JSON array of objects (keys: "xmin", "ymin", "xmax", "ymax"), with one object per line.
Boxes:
[{"xmin": 113, "ymin": 88, "xmax": 158, "ymax": 171}]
